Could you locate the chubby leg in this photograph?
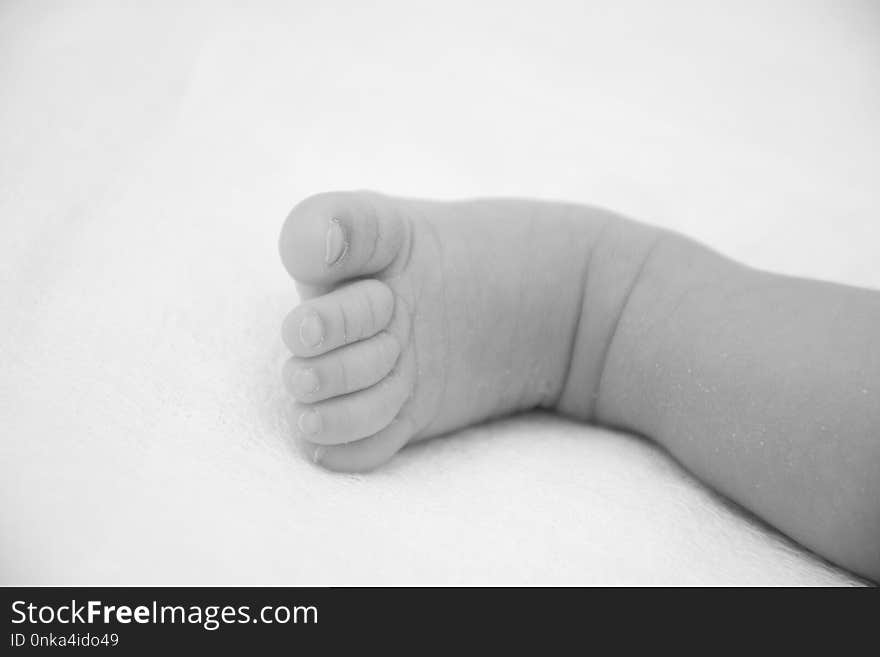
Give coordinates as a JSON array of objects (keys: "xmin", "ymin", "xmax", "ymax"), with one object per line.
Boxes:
[
  {"xmin": 279, "ymin": 190, "xmax": 880, "ymax": 580},
  {"xmin": 590, "ymin": 233, "xmax": 880, "ymax": 581}
]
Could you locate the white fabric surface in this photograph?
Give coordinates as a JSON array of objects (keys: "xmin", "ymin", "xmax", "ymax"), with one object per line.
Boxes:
[{"xmin": 2, "ymin": 0, "xmax": 877, "ymax": 585}]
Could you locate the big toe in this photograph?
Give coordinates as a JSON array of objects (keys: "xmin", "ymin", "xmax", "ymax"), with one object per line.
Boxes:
[{"xmin": 279, "ymin": 190, "xmax": 410, "ymax": 286}]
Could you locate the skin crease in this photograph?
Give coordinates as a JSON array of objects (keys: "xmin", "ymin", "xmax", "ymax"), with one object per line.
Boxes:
[{"xmin": 279, "ymin": 190, "xmax": 880, "ymax": 582}]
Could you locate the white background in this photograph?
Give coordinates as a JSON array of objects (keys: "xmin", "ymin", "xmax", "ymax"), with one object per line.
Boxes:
[{"xmin": 1, "ymin": 0, "xmax": 877, "ymax": 584}]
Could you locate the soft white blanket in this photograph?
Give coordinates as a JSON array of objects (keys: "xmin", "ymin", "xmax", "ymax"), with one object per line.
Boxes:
[{"xmin": 2, "ymin": 1, "xmax": 876, "ymax": 585}]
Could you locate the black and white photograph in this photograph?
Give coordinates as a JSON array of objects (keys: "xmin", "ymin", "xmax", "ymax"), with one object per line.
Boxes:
[{"xmin": 2, "ymin": 0, "xmax": 878, "ymax": 616}]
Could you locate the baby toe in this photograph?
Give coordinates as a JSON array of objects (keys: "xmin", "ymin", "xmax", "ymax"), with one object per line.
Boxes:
[
  {"xmin": 290, "ymin": 369, "xmax": 412, "ymax": 446},
  {"xmin": 283, "ymin": 330, "xmax": 401, "ymax": 402},
  {"xmin": 282, "ymin": 279, "xmax": 394, "ymax": 357},
  {"xmin": 312, "ymin": 415, "xmax": 417, "ymax": 472},
  {"xmin": 279, "ymin": 190, "xmax": 409, "ymax": 286}
]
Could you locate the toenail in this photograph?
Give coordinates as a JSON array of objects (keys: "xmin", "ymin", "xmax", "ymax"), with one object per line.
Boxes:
[
  {"xmin": 325, "ymin": 218, "xmax": 347, "ymax": 266},
  {"xmin": 297, "ymin": 409, "xmax": 322, "ymax": 436},
  {"xmin": 299, "ymin": 312, "xmax": 324, "ymax": 348},
  {"xmin": 290, "ymin": 368, "xmax": 320, "ymax": 397}
]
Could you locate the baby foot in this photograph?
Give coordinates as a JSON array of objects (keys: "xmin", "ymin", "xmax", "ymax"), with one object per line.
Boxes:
[{"xmin": 278, "ymin": 191, "xmax": 655, "ymax": 471}]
